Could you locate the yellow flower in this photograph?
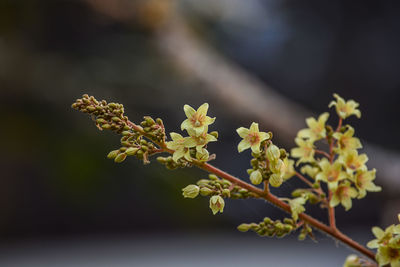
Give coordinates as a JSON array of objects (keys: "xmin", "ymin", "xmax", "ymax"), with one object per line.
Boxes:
[
  {"xmin": 376, "ymin": 246, "xmax": 400, "ymax": 267},
  {"xmin": 338, "ymin": 149, "xmax": 368, "ymax": 174},
  {"xmin": 330, "ymin": 182, "xmax": 358, "ymax": 211},
  {"xmin": 298, "ymin": 112, "xmax": 329, "ymax": 141},
  {"xmin": 166, "ymin": 132, "xmax": 197, "ymax": 162},
  {"xmin": 316, "ymin": 158, "xmax": 347, "ymax": 189},
  {"xmin": 300, "ymin": 165, "xmax": 320, "ymax": 180},
  {"xmin": 333, "ymin": 125, "xmax": 362, "ymax": 152},
  {"xmin": 352, "ymin": 169, "xmax": 381, "ymax": 199},
  {"xmin": 290, "ymin": 138, "xmax": 315, "ymax": 166},
  {"xmin": 181, "ymin": 103, "xmax": 215, "ymax": 136},
  {"xmin": 329, "ymin": 93, "xmax": 361, "ymax": 119},
  {"xmin": 236, "ymin": 122, "xmax": 270, "ymax": 154}
]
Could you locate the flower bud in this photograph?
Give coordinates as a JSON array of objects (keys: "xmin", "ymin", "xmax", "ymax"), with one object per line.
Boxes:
[
  {"xmin": 209, "ymin": 195, "xmax": 225, "ymax": 215},
  {"xmin": 200, "ymin": 187, "xmax": 213, "ymax": 196},
  {"xmin": 182, "ymin": 185, "xmax": 200, "ymax": 198},
  {"xmin": 107, "ymin": 150, "xmax": 119, "ymax": 159},
  {"xmin": 222, "ymin": 188, "xmax": 231, "ymax": 198},
  {"xmin": 249, "ymin": 170, "xmax": 263, "ymax": 185},
  {"xmin": 267, "ymin": 144, "xmax": 280, "ymax": 162},
  {"xmin": 114, "ymin": 153, "xmax": 127, "ymax": 163},
  {"xmin": 343, "ymin": 255, "xmax": 361, "ymax": 267},
  {"xmin": 237, "ymin": 223, "xmax": 251, "ymax": 232},
  {"xmin": 126, "ymin": 147, "xmax": 139, "ymax": 156},
  {"xmin": 269, "ymin": 173, "xmax": 283, "ymax": 187}
]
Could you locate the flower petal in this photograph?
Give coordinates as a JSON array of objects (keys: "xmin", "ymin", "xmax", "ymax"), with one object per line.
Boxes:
[
  {"xmin": 197, "ymin": 103, "xmax": 209, "ymax": 116},
  {"xmin": 238, "ymin": 140, "xmax": 251, "ymax": 153},
  {"xmin": 236, "ymin": 127, "xmax": 249, "ymax": 138},
  {"xmin": 249, "ymin": 122, "xmax": 259, "ymax": 133}
]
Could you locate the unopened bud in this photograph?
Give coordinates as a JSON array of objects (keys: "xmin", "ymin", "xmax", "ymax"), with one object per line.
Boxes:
[
  {"xmin": 237, "ymin": 223, "xmax": 251, "ymax": 232},
  {"xmin": 126, "ymin": 147, "xmax": 139, "ymax": 156},
  {"xmin": 107, "ymin": 150, "xmax": 119, "ymax": 159},
  {"xmin": 269, "ymin": 173, "xmax": 283, "ymax": 187},
  {"xmin": 266, "ymin": 144, "xmax": 280, "ymax": 162},
  {"xmin": 200, "ymin": 187, "xmax": 213, "ymax": 196},
  {"xmin": 249, "ymin": 170, "xmax": 263, "ymax": 185},
  {"xmin": 182, "ymin": 185, "xmax": 200, "ymax": 198},
  {"xmin": 114, "ymin": 153, "xmax": 127, "ymax": 163}
]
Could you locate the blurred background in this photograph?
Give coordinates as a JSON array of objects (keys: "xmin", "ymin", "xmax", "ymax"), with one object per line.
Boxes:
[{"xmin": 1, "ymin": 0, "xmax": 400, "ymax": 266}]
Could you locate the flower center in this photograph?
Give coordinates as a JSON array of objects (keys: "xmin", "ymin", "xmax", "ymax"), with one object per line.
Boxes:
[{"xmin": 247, "ymin": 133, "xmax": 260, "ymax": 145}]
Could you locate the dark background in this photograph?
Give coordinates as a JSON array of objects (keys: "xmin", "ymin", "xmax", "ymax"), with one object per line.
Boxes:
[{"xmin": 0, "ymin": 0, "xmax": 399, "ymax": 266}]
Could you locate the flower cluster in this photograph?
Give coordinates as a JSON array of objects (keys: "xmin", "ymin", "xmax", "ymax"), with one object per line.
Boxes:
[
  {"xmin": 367, "ymin": 215, "xmax": 400, "ymax": 266},
  {"xmin": 166, "ymin": 103, "xmax": 217, "ymax": 163},
  {"xmin": 291, "ymin": 94, "xmax": 380, "ymax": 211}
]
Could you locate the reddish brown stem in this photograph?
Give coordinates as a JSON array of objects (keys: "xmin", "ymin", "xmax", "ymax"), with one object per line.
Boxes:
[
  {"xmin": 200, "ymin": 162, "xmax": 375, "ymax": 261},
  {"xmin": 315, "ymin": 149, "xmax": 331, "ymax": 159}
]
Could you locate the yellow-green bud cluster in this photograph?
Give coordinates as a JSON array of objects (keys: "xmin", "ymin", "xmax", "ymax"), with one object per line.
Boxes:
[
  {"xmin": 140, "ymin": 116, "xmax": 166, "ymax": 143},
  {"xmin": 237, "ymin": 217, "xmax": 296, "ymax": 238},
  {"xmin": 107, "ymin": 133, "xmax": 158, "ymax": 164},
  {"xmin": 247, "ymin": 141, "xmax": 293, "ymax": 188},
  {"xmin": 156, "ymin": 156, "xmax": 188, "ymax": 170},
  {"xmin": 195, "ymin": 174, "xmax": 255, "ymax": 199},
  {"xmin": 72, "ymin": 94, "xmax": 129, "ymax": 134}
]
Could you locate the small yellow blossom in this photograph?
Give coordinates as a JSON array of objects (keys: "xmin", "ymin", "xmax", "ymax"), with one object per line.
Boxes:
[
  {"xmin": 338, "ymin": 149, "xmax": 368, "ymax": 174},
  {"xmin": 288, "ymin": 195, "xmax": 307, "ymax": 221},
  {"xmin": 376, "ymin": 246, "xmax": 400, "ymax": 266},
  {"xmin": 329, "ymin": 93, "xmax": 361, "ymax": 119},
  {"xmin": 290, "ymin": 138, "xmax": 315, "ymax": 166},
  {"xmin": 181, "ymin": 103, "xmax": 215, "ymax": 137},
  {"xmin": 352, "ymin": 169, "xmax": 381, "ymax": 199},
  {"xmin": 316, "ymin": 158, "xmax": 347, "ymax": 189},
  {"xmin": 298, "ymin": 112, "xmax": 329, "ymax": 141},
  {"xmin": 333, "ymin": 125, "xmax": 362, "ymax": 152},
  {"xmin": 330, "ymin": 182, "xmax": 358, "ymax": 211},
  {"xmin": 166, "ymin": 132, "xmax": 197, "ymax": 162},
  {"xmin": 236, "ymin": 122, "xmax": 270, "ymax": 154}
]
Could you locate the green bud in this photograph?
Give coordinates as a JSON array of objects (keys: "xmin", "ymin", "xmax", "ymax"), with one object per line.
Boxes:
[
  {"xmin": 197, "ymin": 179, "xmax": 210, "ymax": 187},
  {"xmin": 102, "ymin": 124, "xmax": 111, "ymax": 129},
  {"xmin": 107, "ymin": 150, "xmax": 119, "ymax": 159},
  {"xmin": 237, "ymin": 223, "xmax": 251, "ymax": 232},
  {"xmin": 182, "ymin": 185, "xmax": 200, "ymax": 198},
  {"xmin": 112, "ymin": 117, "xmax": 121, "ymax": 122},
  {"xmin": 209, "ymin": 174, "xmax": 218, "ymax": 181},
  {"xmin": 122, "ymin": 131, "xmax": 132, "ymax": 136},
  {"xmin": 263, "ymin": 217, "xmax": 272, "ymax": 225},
  {"xmin": 144, "ymin": 116, "xmax": 155, "ymax": 125},
  {"xmin": 221, "ymin": 179, "xmax": 232, "ymax": 187},
  {"xmin": 284, "ymin": 224, "xmax": 293, "ymax": 232},
  {"xmin": 157, "ymin": 156, "xmax": 167, "ymax": 163},
  {"xmin": 266, "ymin": 144, "xmax": 280, "ymax": 162},
  {"xmin": 250, "ymin": 170, "xmax": 263, "ymax": 185},
  {"xmin": 200, "ymin": 187, "xmax": 213, "ymax": 196},
  {"xmin": 269, "ymin": 173, "xmax": 283, "ymax": 187},
  {"xmin": 222, "ymin": 188, "xmax": 231, "ymax": 198},
  {"xmin": 209, "ymin": 195, "xmax": 225, "ymax": 215},
  {"xmin": 114, "ymin": 153, "xmax": 127, "ymax": 163},
  {"xmin": 312, "ymin": 182, "xmax": 320, "ymax": 189},
  {"xmin": 126, "ymin": 147, "xmax": 139, "ymax": 156}
]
